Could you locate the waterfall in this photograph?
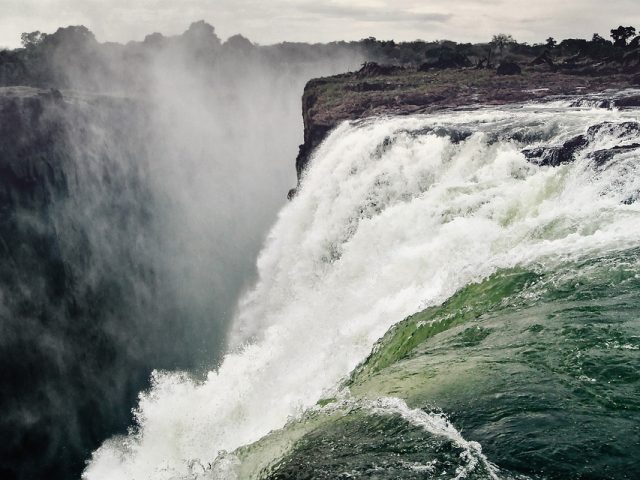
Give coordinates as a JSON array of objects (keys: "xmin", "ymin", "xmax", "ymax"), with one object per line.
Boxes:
[{"xmin": 84, "ymin": 100, "xmax": 640, "ymax": 480}]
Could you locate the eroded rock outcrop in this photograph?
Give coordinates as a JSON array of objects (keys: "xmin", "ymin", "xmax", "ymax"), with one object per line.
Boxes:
[{"xmin": 291, "ymin": 66, "xmax": 640, "ymax": 191}]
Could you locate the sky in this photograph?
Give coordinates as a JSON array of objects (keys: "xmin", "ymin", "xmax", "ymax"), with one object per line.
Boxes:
[{"xmin": 1, "ymin": 0, "xmax": 639, "ymax": 48}]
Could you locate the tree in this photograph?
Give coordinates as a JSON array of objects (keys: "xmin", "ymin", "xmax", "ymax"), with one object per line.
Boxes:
[
  {"xmin": 224, "ymin": 34, "xmax": 254, "ymax": 53},
  {"xmin": 143, "ymin": 32, "xmax": 165, "ymax": 47},
  {"xmin": 491, "ymin": 34, "xmax": 515, "ymax": 54},
  {"xmin": 182, "ymin": 20, "xmax": 222, "ymax": 49},
  {"xmin": 610, "ymin": 26, "xmax": 636, "ymax": 47},
  {"xmin": 489, "ymin": 34, "xmax": 515, "ymax": 64},
  {"xmin": 20, "ymin": 31, "xmax": 46, "ymax": 49},
  {"xmin": 592, "ymin": 33, "xmax": 607, "ymax": 44},
  {"xmin": 545, "ymin": 37, "xmax": 557, "ymax": 49}
]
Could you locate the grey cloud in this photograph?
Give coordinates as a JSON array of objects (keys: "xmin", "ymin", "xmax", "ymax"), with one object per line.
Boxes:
[
  {"xmin": 298, "ymin": 3, "xmax": 452, "ymax": 24},
  {"xmin": 1, "ymin": 0, "xmax": 640, "ymax": 47}
]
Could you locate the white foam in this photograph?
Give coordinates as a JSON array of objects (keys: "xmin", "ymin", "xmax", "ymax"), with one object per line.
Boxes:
[
  {"xmin": 84, "ymin": 106, "xmax": 640, "ymax": 480},
  {"xmin": 365, "ymin": 396, "xmax": 500, "ymax": 480}
]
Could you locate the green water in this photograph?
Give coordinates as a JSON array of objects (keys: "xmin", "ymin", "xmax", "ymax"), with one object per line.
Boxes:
[{"xmin": 249, "ymin": 248, "xmax": 640, "ymax": 479}]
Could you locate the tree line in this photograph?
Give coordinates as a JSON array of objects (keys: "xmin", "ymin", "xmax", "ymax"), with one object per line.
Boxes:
[{"xmin": 0, "ymin": 22, "xmax": 639, "ymax": 90}]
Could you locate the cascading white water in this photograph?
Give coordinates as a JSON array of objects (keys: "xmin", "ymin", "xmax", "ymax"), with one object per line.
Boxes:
[{"xmin": 84, "ymin": 101, "xmax": 640, "ymax": 480}]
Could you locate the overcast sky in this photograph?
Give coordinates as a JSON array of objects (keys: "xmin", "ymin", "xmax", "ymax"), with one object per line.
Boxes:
[{"xmin": 1, "ymin": 0, "xmax": 639, "ymax": 48}]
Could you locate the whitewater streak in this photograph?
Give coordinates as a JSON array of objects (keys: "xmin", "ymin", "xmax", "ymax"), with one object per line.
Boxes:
[{"xmin": 84, "ymin": 100, "xmax": 640, "ymax": 479}]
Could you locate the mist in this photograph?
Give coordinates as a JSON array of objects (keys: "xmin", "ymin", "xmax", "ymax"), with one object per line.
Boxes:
[{"xmin": 0, "ymin": 21, "xmax": 362, "ymax": 479}]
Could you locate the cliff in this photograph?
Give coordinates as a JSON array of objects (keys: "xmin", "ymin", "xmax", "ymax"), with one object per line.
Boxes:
[
  {"xmin": 0, "ymin": 87, "xmax": 170, "ymax": 480},
  {"xmin": 0, "ymin": 87, "xmax": 70, "ymax": 205},
  {"xmin": 291, "ymin": 63, "xmax": 640, "ymax": 196}
]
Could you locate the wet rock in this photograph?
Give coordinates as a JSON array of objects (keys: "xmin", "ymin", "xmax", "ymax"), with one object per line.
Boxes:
[
  {"xmin": 523, "ymin": 134, "xmax": 588, "ymax": 166},
  {"xmin": 569, "ymin": 97, "xmax": 613, "ymax": 109},
  {"xmin": 412, "ymin": 126, "xmax": 474, "ymax": 143},
  {"xmin": 497, "ymin": 62, "xmax": 522, "ymax": 75},
  {"xmin": 587, "ymin": 121, "xmax": 640, "ymax": 140},
  {"xmin": 589, "ymin": 143, "xmax": 640, "ymax": 167},
  {"xmin": 614, "ymin": 95, "xmax": 640, "ymax": 108},
  {"xmin": 525, "ymin": 121, "xmax": 640, "ymax": 168}
]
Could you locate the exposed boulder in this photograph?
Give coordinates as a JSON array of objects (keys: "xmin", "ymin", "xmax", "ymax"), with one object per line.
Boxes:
[
  {"xmin": 497, "ymin": 62, "xmax": 522, "ymax": 75},
  {"xmin": 587, "ymin": 121, "xmax": 640, "ymax": 140},
  {"xmin": 523, "ymin": 134, "xmax": 588, "ymax": 166},
  {"xmin": 568, "ymin": 97, "xmax": 613, "ymax": 109},
  {"xmin": 589, "ymin": 143, "xmax": 640, "ymax": 167}
]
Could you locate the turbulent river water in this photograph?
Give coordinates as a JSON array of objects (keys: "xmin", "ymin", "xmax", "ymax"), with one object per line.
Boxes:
[{"xmin": 85, "ymin": 95, "xmax": 640, "ymax": 479}]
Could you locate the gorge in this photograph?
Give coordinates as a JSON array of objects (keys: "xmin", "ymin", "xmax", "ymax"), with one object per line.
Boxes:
[{"xmin": 1, "ymin": 21, "xmax": 640, "ymax": 480}]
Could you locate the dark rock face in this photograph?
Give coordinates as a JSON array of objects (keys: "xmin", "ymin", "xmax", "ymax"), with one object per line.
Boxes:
[
  {"xmin": 294, "ymin": 80, "xmax": 337, "ymax": 183},
  {"xmin": 497, "ymin": 62, "xmax": 522, "ymax": 75},
  {"xmin": 0, "ymin": 87, "xmax": 147, "ymax": 480},
  {"xmin": 0, "ymin": 87, "xmax": 224, "ymax": 480}
]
